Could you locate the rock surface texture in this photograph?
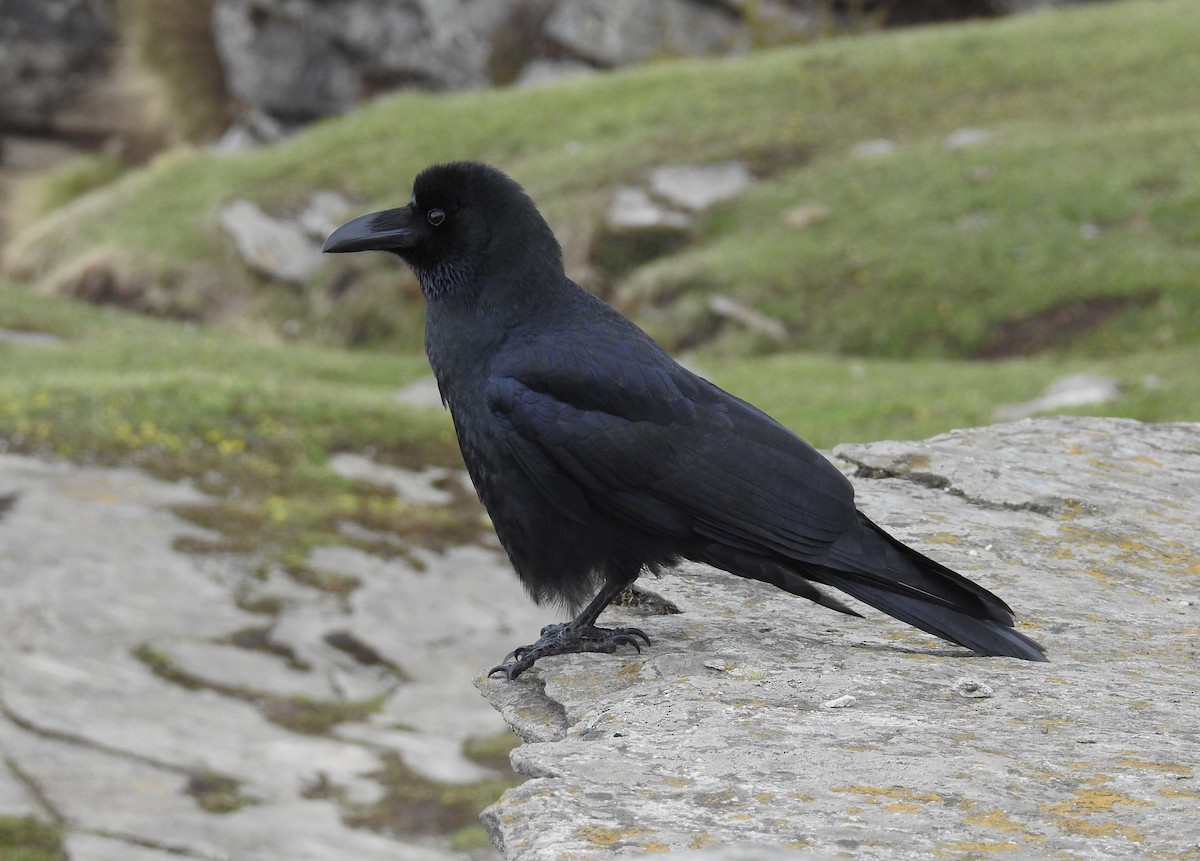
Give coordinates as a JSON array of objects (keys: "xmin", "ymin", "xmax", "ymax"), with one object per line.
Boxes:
[
  {"xmin": 0, "ymin": 454, "xmax": 550, "ymax": 859},
  {"xmin": 477, "ymin": 417, "xmax": 1200, "ymax": 860},
  {"xmin": 0, "ymin": 0, "xmax": 114, "ymax": 134}
]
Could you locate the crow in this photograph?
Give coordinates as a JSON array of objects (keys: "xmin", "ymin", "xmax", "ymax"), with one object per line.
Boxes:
[{"xmin": 324, "ymin": 161, "xmax": 1047, "ymax": 679}]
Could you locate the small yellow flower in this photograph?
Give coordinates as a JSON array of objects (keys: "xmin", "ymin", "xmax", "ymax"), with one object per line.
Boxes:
[{"xmin": 217, "ymin": 438, "xmax": 246, "ymax": 455}]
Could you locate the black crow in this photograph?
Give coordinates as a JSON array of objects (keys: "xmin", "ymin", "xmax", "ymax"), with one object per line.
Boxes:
[{"xmin": 324, "ymin": 161, "xmax": 1047, "ymax": 678}]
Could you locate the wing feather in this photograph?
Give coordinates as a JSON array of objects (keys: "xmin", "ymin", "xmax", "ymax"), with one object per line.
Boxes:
[{"xmin": 487, "ymin": 354, "xmax": 856, "ymax": 562}]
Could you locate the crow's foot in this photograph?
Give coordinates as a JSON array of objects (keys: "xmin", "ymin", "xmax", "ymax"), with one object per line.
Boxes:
[{"xmin": 487, "ymin": 623, "xmax": 651, "ymax": 680}]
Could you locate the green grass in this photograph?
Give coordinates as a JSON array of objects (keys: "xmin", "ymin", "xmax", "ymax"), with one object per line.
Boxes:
[
  {"xmin": 0, "ymin": 816, "xmax": 65, "ymax": 861},
  {"xmin": 0, "ymin": 283, "xmax": 464, "ymax": 569},
  {"xmin": 4, "ymin": 281, "xmax": 1195, "ymax": 468},
  {"xmin": 5, "ymin": 0, "xmax": 1199, "ymax": 357},
  {"xmin": 705, "ymin": 348, "xmax": 1200, "ymax": 448}
]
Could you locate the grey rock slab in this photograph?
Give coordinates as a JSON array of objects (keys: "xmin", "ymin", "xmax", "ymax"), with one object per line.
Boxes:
[
  {"xmin": 0, "ymin": 453, "xmax": 497, "ymax": 857},
  {"xmin": 706, "ymin": 294, "xmax": 787, "ymax": 342},
  {"xmin": 219, "ymin": 198, "xmax": 324, "ymax": 283},
  {"xmin": 306, "ymin": 543, "xmax": 550, "ymax": 739},
  {"xmin": 514, "ymin": 59, "xmax": 598, "ymax": 88},
  {"xmin": 328, "ymin": 453, "xmax": 457, "ymax": 506},
  {"xmin": 65, "ymin": 832, "xmax": 189, "ymax": 861},
  {"xmin": 477, "ymin": 418, "xmax": 1200, "ymax": 860},
  {"xmin": 657, "ymin": 850, "xmax": 831, "ymax": 861},
  {"xmin": 336, "ymin": 723, "xmax": 497, "ymax": 785},
  {"xmin": 943, "ymin": 127, "xmax": 997, "ymax": 149},
  {"xmin": 1, "ymin": 648, "xmax": 386, "ymax": 806},
  {"xmin": 149, "ymin": 637, "xmax": 347, "ymax": 701},
  {"xmin": 0, "ymin": 758, "xmax": 46, "ymax": 819},
  {"xmin": 993, "ymin": 373, "xmax": 1121, "ymax": 421},
  {"xmin": 0, "ymin": 0, "xmax": 113, "ymax": 132},
  {"xmin": 850, "ymin": 138, "xmax": 898, "ymax": 158},
  {"xmin": 606, "ymin": 187, "xmax": 692, "ymax": 231},
  {"xmin": 647, "ymin": 163, "xmax": 756, "ymax": 212},
  {"xmin": 543, "ymin": 0, "xmax": 746, "ymax": 68},
  {"xmin": 212, "ymin": 0, "xmax": 513, "ymax": 118},
  {"xmin": 0, "ymin": 718, "xmax": 453, "ymax": 861},
  {"xmin": 0, "ymin": 326, "xmax": 62, "ymax": 346}
]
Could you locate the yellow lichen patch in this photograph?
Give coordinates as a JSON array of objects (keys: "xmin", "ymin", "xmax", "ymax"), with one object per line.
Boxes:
[
  {"xmin": 883, "ymin": 802, "xmax": 923, "ymax": 814},
  {"xmin": 688, "ymin": 832, "xmax": 715, "ymax": 850},
  {"xmin": 832, "ymin": 785, "xmax": 944, "ymax": 805},
  {"xmin": 1059, "ymin": 499, "xmax": 1088, "ymax": 520},
  {"xmin": 1042, "ymin": 788, "xmax": 1154, "ymax": 815},
  {"xmin": 923, "ymin": 532, "xmax": 964, "ymax": 545},
  {"xmin": 1054, "ymin": 818, "xmax": 1145, "ymax": 842},
  {"xmin": 578, "ymin": 825, "xmax": 647, "ymax": 846},
  {"xmin": 754, "ymin": 792, "xmax": 776, "ymax": 804},
  {"xmin": 614, "ymin": 662, "xmax": 643, "ymax": 680},
  {"xmin": 1066, "ymin": 444, "xmax": 1087, "ymax": 455},
  {"xmin": 642, "ymin": 841, "xmax": 671, "ymax": 852},
  {"xmin": 1084, "ymin": 566, "xmax": 1120, "ymax": 586},
  {"xmin": 1134, "ymin": 455, "xmax": 1163, "ymax": 467},
  {"xmin": 1160, "ymin": 787, "xmax": 1200, "ymax": 799},
  {"xmin": 1119, "ymin": 757, "xmax": 1192, "ymax": 775},
  {"xmin": 965, "ymin": 810, "xmax": 1027, "ymax": 832},
  {"xmin": 663, "ymin": 776, "xmax": 693, "ymax": 788},
  {"xmin": 892, "ymin": 453, "xmax": 932, "ymax": 473}
]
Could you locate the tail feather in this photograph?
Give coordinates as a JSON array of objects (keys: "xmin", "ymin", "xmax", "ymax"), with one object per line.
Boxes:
[
  {"xmin": 821, "ymin": 577, "xmax": 1048, "ymax": 661},
  {"xmin": 698, "ymin": 515, "xmax": 1047, "ymax": 662},
  {"xmin": 805, "ymin": 516, "xmax": 1047, "ymax": 661}
]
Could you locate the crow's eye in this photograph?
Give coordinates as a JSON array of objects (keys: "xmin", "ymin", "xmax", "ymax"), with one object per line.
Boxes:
[{"xmin": 427, "ymin": 209, "xmax": 445, "ymax": 226}]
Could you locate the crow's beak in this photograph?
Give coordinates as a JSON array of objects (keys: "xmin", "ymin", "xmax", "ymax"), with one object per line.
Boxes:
[{"xmin": 323, "ymin": 206, "xmax": 419, "ymax": 253}]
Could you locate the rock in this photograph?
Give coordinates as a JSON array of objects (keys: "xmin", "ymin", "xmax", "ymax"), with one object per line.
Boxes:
[
  {"xmin": 943, "ymin": 126, "xmax": 996, "ymax": 149},
  {"xmin": 394, "ymin": 375, "xmax": 446, "ymax": 409},
  {"xmin": 594, "ymin": 163, "xmax": 756, "ymax": 282},
  {"xmin": 0, "ymin": 327, "xmax": 62, "ymax": 346},
  {"xmin": 595, "ymin": 187, "xmax": 693, "ymax": 279},
  {"xmin": 0, "ymin": 453, "xmax": 530, "ymax": 857},
  {"xmin": 605, "ymin": 187, "xmax": 692, "ymax": 231},
  {"xmin": 513, "ymin": 58, "xmax": 597, "ymax": 88},
  {"xmin": 477, "ymin": 417, "xmax": 1200, "ymax": 860},
  {"xmin": 212, "ymin": 0, "xmax": 517, "ymax": 120},
  {"xmin": 542, "ymin": 0, "xmax": 746, "ymax": 68},
  {"xmin": 780, "ymin": 204, "xmax": 831, "ymax": 230},
  {"xmin": 652, "ymin": 849, "xmax": 829, "ymax": 861},
  {"xmin": 327, "ymin": 453, "xmax": 458, "ymax": 506},
  {"xmin": 993, "ymin": 373, "xmax": 1120, "ymax": 421},
  {"xmin": 706, "ymin": 294, "xmax": 787, "ymax": 342},
  {"xmin": 0, "ymin": 0, "xmax": 114, "ymax": 134},
  {"xmin": 850, "ymin": 138, "xmax": 898, "ymax": 158},
  {"xmin": 219, "ymin": 198, "xmax": 324, "ymax": 283},
  {"xmin": 65, "ymin": 832, "xmax": 186, "ymax": 861},
  {"xmin": 211, "ymin": 107, "xmax": 290, "ymax": 154},
  {"xmin": 297, "ymin": 190, "xmax": 354, "ymax": 240},
  {"xmin": 647, "ymin": 162, "xmax": 756, "ymax": 212}
]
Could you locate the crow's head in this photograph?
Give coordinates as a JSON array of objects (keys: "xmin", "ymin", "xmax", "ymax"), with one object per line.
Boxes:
[{"xmin": 323, "ymin": 161, "xmax": 562, "ymax": 302}]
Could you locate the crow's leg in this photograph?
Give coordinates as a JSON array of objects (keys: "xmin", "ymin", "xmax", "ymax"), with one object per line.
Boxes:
[{"xmin": 487, "ymin": 577, "xmax": 651, "ymax": 680}]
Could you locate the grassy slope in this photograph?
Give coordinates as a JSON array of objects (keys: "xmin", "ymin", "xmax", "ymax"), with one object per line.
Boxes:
[
  {"xmin": 5, "ymin": 0, "xmax": 1199, "ymax": 358},
  {"xmin": 1, "ymin": 0, "xmax": 1197, "ymax": 499}
]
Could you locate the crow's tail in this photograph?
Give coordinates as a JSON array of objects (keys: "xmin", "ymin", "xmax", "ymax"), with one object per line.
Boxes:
[{"xmin": 804, "ymin": 515, "xmax": 1048, "ymax": 662}]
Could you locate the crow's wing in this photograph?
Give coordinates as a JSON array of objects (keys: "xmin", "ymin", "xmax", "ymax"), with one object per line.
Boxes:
[{"xmin": 486, "ymin": 344, "xmax": 857, "ymax": 560}]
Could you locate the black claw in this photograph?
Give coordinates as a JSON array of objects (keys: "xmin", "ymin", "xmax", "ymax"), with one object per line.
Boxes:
[{"xmin": 487, "ymin": 623, "xmax": 654, "ymax": 680}]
